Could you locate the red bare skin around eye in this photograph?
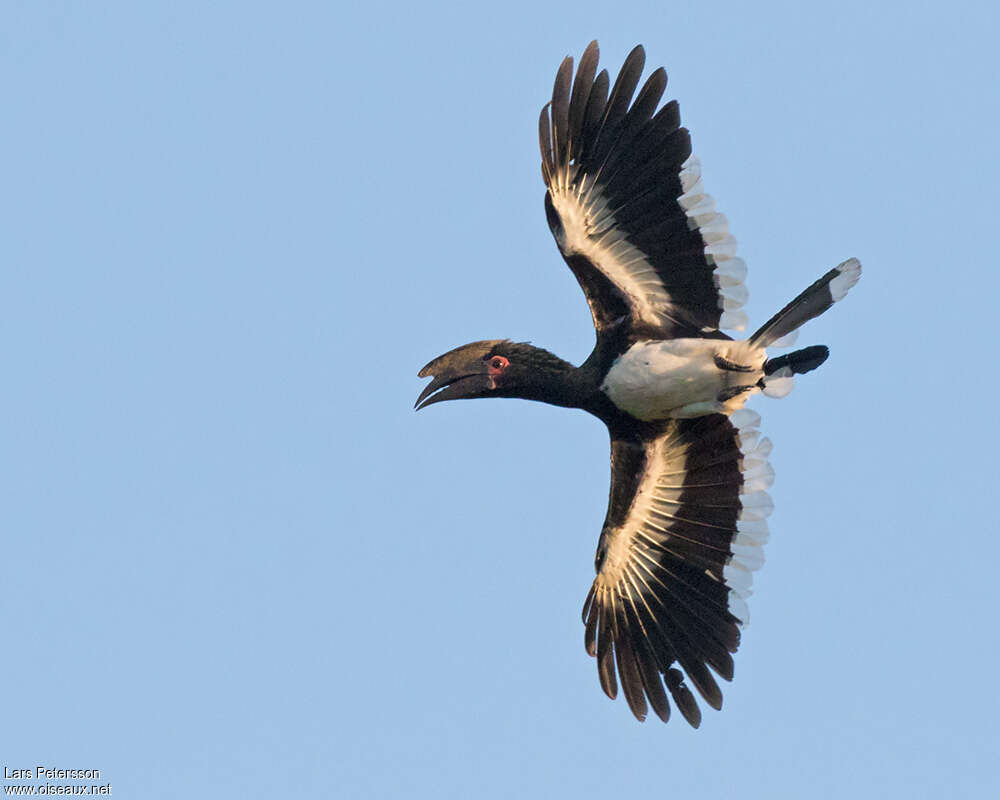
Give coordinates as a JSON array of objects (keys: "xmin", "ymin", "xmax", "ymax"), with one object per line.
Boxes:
[{"xmin": 487, "ymin": 356, "xmax": 509, "ymax": 388}]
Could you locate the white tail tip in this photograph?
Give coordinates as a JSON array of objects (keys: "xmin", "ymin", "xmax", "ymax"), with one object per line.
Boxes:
[{"xmin": 830, "ymin": 258, "xmax": 862, "ymax": 302}]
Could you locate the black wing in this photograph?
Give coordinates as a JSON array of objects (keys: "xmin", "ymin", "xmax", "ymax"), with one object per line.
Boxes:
[
  {"xmin": 540, "ymin": 42, "xmax": 749, "ymax": 343},
  {"xmin": 583, "ymin": 410, "xmax": 773, "ymax": 725}
]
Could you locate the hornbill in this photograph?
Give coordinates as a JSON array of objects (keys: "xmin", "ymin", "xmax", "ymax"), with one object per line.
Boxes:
[{"xmin": 415, "ymin": 42, "xmax": 860, "ymax": 726}]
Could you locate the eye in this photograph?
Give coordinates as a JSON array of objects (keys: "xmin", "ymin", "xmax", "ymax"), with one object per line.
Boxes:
[{"xmin": 488, "ymin": 355, "xmax": 509, "ymax": 372}]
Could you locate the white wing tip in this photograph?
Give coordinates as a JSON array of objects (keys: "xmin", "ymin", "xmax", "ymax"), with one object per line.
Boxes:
[
  {"xmin": 767, "ymin": 330, "xmax": 800, "ymax": 349},
  {"xmin": 720, "ymin": 309, "xmax": 749, "ymax": 331},
  {"xmin": 726, "ymin": 408, "xmax": 776, "ymax": 617},
  {"xmin": 731, "ymin": 407, "xmax": 761, "ymax": 430},
  {"xmin": 679, "ymin": 153, "xmax": 753, "ymax": 330},
  {"xmin": 679, "ymin": 154, "xmax": 702, "ymax": 192}
]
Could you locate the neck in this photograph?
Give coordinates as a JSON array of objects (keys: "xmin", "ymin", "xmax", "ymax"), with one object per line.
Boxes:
[
  {"xmin": 502, "ymin": 343, "xmax": 617, "ymax": 415},
  {"xmin": 516, "ymin": 342, "xmax": 638, "ymax": 430}
]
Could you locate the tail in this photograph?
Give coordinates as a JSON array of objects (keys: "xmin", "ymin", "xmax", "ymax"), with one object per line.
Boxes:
[
  {"xmin": 748, "ymin": 258, "xmax": 861, "ymax": 348},
  {"xmin": 763, "ymin": 344, "xmax": 829, "ymax": 377},
  {"xmin": 758, "ymin": 345, "xmax": 830, "ymax": 398}
]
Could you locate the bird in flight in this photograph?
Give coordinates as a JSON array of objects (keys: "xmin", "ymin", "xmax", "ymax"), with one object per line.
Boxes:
[{"xmin": 415, "ymin": 41, "xmax": 860, "ymax": 726}]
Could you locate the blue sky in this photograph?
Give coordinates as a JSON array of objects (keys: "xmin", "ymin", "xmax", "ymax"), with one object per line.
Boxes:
[{"xmin": 3, "ymin": 1, "xmax": 998, "ymax": 797}]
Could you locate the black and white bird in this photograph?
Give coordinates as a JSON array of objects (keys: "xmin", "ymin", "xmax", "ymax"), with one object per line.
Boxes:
[{"xmin": 416, "ymin": 42, "xmax": 860, "ymax": 726}]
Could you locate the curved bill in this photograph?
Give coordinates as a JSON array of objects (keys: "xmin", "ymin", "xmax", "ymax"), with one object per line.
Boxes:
[{"xmin": 414, "ymin": 340, "xmax": 503, "ymax": 410}]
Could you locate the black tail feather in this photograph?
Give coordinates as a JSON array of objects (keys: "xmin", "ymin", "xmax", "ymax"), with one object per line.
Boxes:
[
  {"xmin": 763, "ymin": 345, "xmax": 829, "ymax": 376},
  {"xmin": 748, "ymin": 258, "xmax": 861, "ymax": 347}
]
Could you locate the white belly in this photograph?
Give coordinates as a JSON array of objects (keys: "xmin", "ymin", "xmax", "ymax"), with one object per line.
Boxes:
[{"xmin": 601, "ymin": 339, "xmax": 766, "ymax": 420}]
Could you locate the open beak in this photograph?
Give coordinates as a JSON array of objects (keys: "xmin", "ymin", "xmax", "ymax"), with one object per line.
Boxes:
[
  {"xmin": 414, "ymin": 372, "xmax": 492, "ymax": 410},
  {"xmin": 414, "ymin": 340, "xmax": 501, "ymax": 410}
]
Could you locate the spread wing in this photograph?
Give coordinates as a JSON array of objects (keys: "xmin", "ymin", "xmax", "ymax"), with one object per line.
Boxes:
[
  {"xmin": 582, "ymin": 410, "xmax": 773, "ymax": 725},
  {"xmin": 540, "ymin": 42, "xmax": 749, "ymax": 343}
]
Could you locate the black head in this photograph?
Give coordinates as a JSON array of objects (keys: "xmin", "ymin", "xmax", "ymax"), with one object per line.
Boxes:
[{"xmin": 415, "ymin": 339, "xmax": 579, "ymax": 410}]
